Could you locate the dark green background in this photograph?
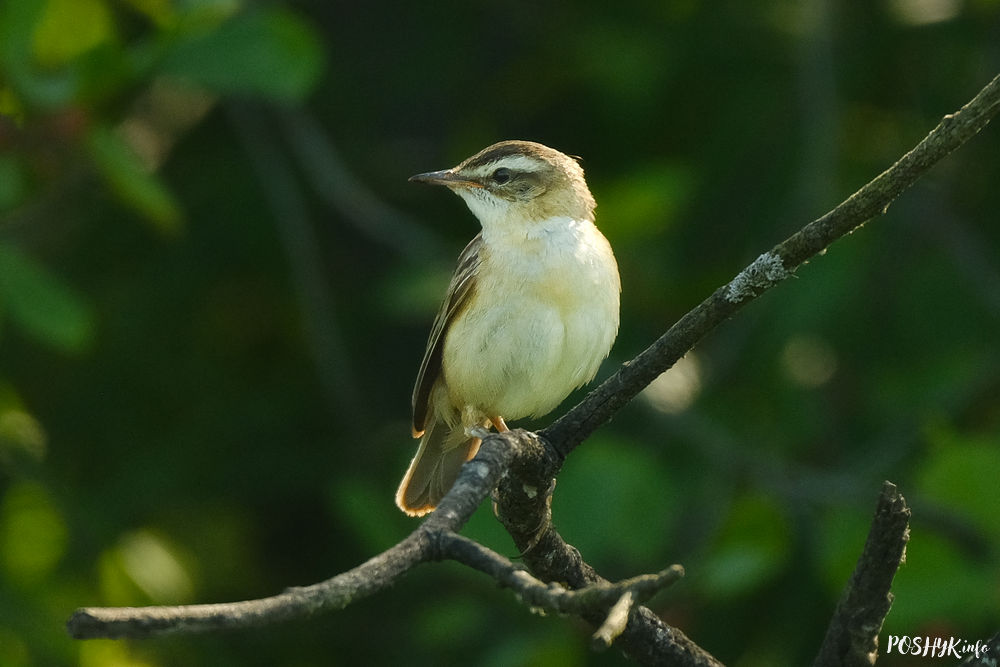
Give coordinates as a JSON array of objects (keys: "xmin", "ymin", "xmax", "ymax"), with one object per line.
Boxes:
[{"xmin": 1, "ymin": 1, "xmax": 998, "ymax": 665}]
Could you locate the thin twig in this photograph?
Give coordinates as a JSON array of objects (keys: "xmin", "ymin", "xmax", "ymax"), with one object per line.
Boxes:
[
  {"xmin": 438, "ymin": 531, "xmax": 682, "ymax": 619},
  {"xmin": 592, "ymin": 591, "xmax": 636, "ymax": 650}
]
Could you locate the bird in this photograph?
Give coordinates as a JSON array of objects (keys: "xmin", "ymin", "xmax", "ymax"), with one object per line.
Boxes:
[{"xmin": 395, "ymin": 140, "xmax": 621, "ymax": 516}]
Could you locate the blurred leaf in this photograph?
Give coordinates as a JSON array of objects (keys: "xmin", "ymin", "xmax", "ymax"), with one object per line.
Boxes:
[
  {"xmin": 462, "ymin": 498, "xmax": 515, "ymax": 553},
  {"xmin": 700, "ymin": 493, "xmax": 790, "ymax": 599},
  {"xmin": 885, "ymin": 530, "xmax": 996, "ymax": 630},
  {"xmin": 160, "ymin": 7, "xmax": 324, "ymax": 102},
  {"xmin": 918, "ymin": 424, "xmax": 1000, "ymax": 541},
  {"xmin": 0, "ymin": 627, "xmax": 29, "ymax": 667},
  {"xmin": 816, "ymin": 506, "xmax": 872, "ymax": 596},
  {"xmin": 79, "ymin": 640, "xmax": 154, "ymax": 667},
  {"xmin": 599, "ymin": 162, "xmax": 696, "ymax": 239},
  {"xmin": 120, "ymin": 0, "xmax": 176, "ymax": 29},
  {"xmin": 0, "ymin": 86, "xmax": 26, "ymax": 124},
  {"xmin": 0, "ymin": 0, "xmax": 79, "ymax": 108},
  {"xmin": 0, "ymin": 408, "xmax": 48, "ymax": 467},
  {"xmin": 86, "ymin": 124, "xmax": 183, "ymax": 233},
  {"xmin": 330, "ymin": 477, "xmax": 406, "ymax": 553},
  {"xmin": 99, "ymin": 529, "xmax": 196, "ymax": 606},
  {"xmin": 173, "ymin": 0, "xmax": 241, "ymax": 30},
  {"xmin": 0, "ymin": 155, "xmax": 29, "ymax": 211},
  {"xmin": 376, "ymin": 262, "xmax": 454, "ymax": 322},
  {"xmin": 0, "ymin": 243, "xmax": 96, "ymax": 353},
  {"xmin": 414, "ymin": 590, "xmax": 492, "ymax": 646},
  {"xmin": 555, "ymin": 435, "xmax": 677, "ymax": 571},
  {"xmin": 482, "ymin": 632, "xmax": 587, "ymax": 667},
  {"xmin": 31, "ymin": 0, "xmax": 115, "ymax": 68},
  {"xmin": 0, "ymin": 481, "xmax": 67, "ymax": 585}
]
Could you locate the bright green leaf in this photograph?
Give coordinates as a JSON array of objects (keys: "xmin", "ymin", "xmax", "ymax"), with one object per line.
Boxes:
[
  {"xmin": 32, "ymin": 0, "xmax": 115, "ymax": 68},
  {"xmin": 0, "ymin": 243, "xmax": 96, "ymax": 353},
  {"xmin": 86, "ymin": 124, "xmax": 183, "ymax": 234},
  {"xmin": 98, "ymin": 529, "xmax": 196, "ymax": 606},
  {"xmin": 0, "ymin": 408, "xmax": 48, "ymax": 465},
  {"xmin": 78, "ymin": 640, "xmax": 152, "ymax": 667},
  {"xmin": 0, "ymin": 0, "xmax": 78, "ymax": 108},
  {"xmin": 160, "ymin": 7, "xmax": 324, "ymax": 102},
  {"xmin": 0, "ymin": 481, "xmax": 67, "ymax": 585}
]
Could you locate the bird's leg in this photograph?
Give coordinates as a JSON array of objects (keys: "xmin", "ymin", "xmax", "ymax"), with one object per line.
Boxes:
[{"xmin": 490, "ymin": 416, "xmax": 509, "ymax": 432}]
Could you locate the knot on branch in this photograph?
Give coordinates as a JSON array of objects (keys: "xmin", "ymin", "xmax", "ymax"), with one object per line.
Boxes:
[{"xmin": 491, "ymin": 429, "xmax": 562, "ymax": 555}]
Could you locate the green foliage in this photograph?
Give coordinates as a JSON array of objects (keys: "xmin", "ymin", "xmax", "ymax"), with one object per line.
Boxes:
[
  {"xmin": 159, "ymin": 7, "xmax": 324, "ymax": 102},
  {"xmin": 556, "ymin": 435, "xmax": 678, "ymax": 572},
  {"xmin": 0, "ymin": 481, "xmax": 67, "ymax": 584},
  {"xmin": 699, "ymin": 493, "xmax": 791, "ymax": 600},
  {"xmin": 1, "ymin": 1, "xmax": 999, "ymax": 665},
  {"xmin": 0, "ymin": 0, "xmax": 324, "ymax": 227},
  {"xmin": 86, "ymin": 124, "xmax": 184, "ymax": 234},
  {"xmin": 0, "ymin": 157, "xmax": 28, "ymax": 212},
  {"xmin": 0, "ymin": 244, "xmax": 95, "ymax": 353},
  {"xmin": 918, "ymin": 423, "xmax": 1000, "ymax": 543}
]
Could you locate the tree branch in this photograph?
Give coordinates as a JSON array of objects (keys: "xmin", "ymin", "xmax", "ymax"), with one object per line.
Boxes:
[
  {"xmin": 67, "ymin": 529, "xmax": 428, "ymax": 638},
  {"xmin": 442, "ymin": 527, "xmax": 687, "ymax": 652},
  {"xmin": 67, "ymin": 73, "xmax": 1000, "ymax": 665},
  {"xmin": 67, "ymin": 433, "xmax": 684, "ymax": 644},
  {"xmin": 494, "ymin": 425, "xmax": 725, "ymax": 665},
  {"xmin": 67, "ymin": 435, "xmax": 516, "ymax": 639},
  {"xmin": 498, "ymin": 72, "xmax": 999, "ymax": 663},
  {"xmin": 542, "ymin": 72, "xmax": 1000, "ymax": 458},
  {"xmin": 812, "ymin": 481, "xmax": 911, "ymax": 667}
]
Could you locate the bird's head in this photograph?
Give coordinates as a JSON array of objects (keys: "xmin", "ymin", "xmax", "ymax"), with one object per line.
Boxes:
[{"xmin": 410, "ymin": 140, "xmax": 596, "ymax": 228}]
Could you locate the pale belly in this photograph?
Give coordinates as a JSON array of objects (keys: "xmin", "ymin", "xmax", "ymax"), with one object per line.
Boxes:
[{"xmin": 440, "ymin": 221, "xmax": 619, "ymax": 422}]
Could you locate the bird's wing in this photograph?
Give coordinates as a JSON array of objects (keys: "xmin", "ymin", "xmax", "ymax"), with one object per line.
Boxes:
[{"xmin": 411, "ymin": 233, "xmax": 483, "ymax": 436}]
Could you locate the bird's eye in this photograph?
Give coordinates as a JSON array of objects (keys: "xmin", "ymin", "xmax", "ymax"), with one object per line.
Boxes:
[{"xmin": 491, "ymin": 167, "xmax": 511, "ymax": 185}]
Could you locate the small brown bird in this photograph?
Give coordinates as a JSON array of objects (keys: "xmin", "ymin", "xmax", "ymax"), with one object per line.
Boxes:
[{"xmin": 395, "ymin": 140, "xmax": 621, "ymax": 516}]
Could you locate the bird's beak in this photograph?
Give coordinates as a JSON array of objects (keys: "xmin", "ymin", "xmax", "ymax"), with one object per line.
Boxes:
[{"xmin": 409, "ymin": 170, "xmax": 482, "ymax": 188}]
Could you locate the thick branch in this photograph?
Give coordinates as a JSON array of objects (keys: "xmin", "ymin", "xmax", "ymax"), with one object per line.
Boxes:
[
  {"xmin": 68, "ymin": 530, "xmax": 429, "ymax": 639},
  {"xmin": 495, "ymin": 432, "xmax": 724, "ymax": 666},
  {"xmin": 812, "ymin": 481, "xmax": 911, "ymax": 667},
  {"xmin": 68, "ymin": 432, "xmax": 685, "ymax": 644},
  {"xmin": 68, "ymin": 434, "xmax": 516, "ymax": 639},
  {"xmin": 67, "ymin": 431, "xmax": 685, "ymax": 643},
  {"xmin": 543, "ymin": 72, "xmax": 1000, "ymax": 457}
]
